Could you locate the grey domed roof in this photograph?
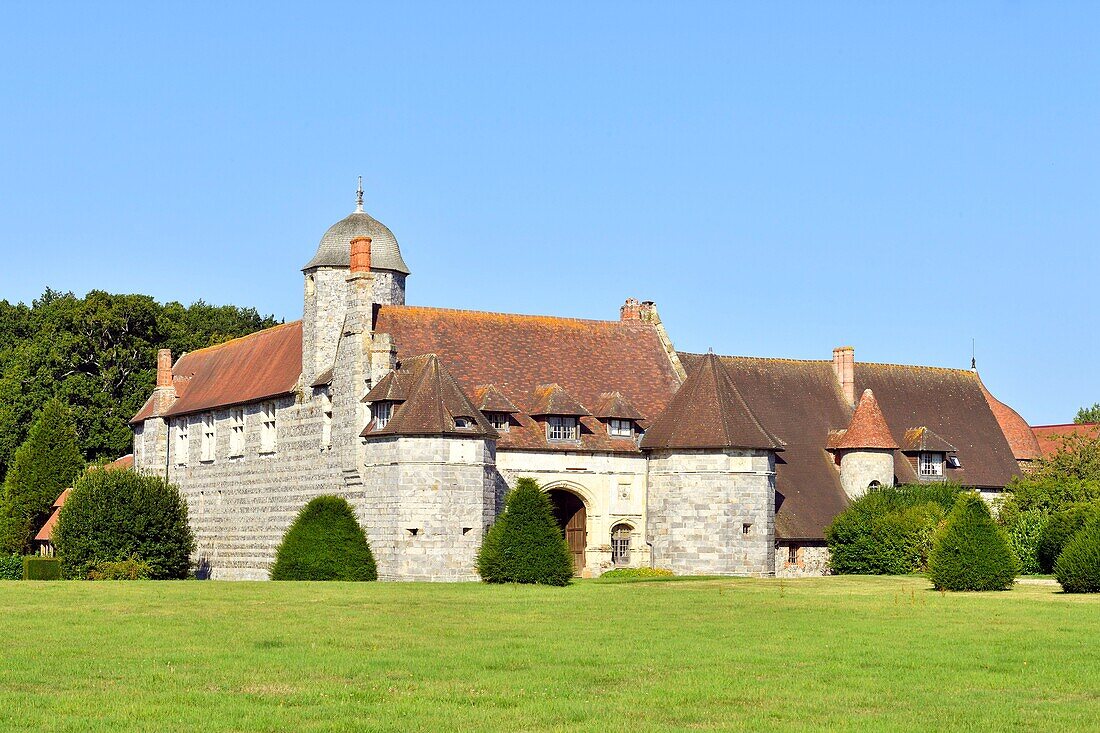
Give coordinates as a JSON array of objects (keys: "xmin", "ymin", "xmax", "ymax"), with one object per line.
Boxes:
[{"xmin": 303, "ymin": 210, "xmax": 410, "ymax": 274}]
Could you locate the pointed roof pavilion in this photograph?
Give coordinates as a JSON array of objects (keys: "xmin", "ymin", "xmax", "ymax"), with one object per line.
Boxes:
[{"xmin": 828, "ymin": 389, "xmax": 899, "ymax": 451}]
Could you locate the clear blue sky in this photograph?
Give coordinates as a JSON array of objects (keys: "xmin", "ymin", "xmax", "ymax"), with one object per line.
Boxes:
[{"xmin": 1, "ymin": 3, "xmax": 1096, "ymax": 424}]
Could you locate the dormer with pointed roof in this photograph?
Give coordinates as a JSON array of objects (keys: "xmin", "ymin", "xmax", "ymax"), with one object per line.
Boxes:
[
  {"xmin": 827, "ymin": 389, "xmax": 899, "ymax": 451},
  {"xmin": 530, "ymin": 384, "xmax": 590, "ymax": 417}
]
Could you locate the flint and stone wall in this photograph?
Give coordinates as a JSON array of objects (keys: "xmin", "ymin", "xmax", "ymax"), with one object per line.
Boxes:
[
  {"xmin": 647, "ymin": 449, "xmax": 776, "ymax": 576},
  {"xmin": 838, "ymin": 449, "xmax": 895, "ymax": 499},
  {"xmin": 775, "ymin": 542, "xmax": 831, "ymax": 578}
]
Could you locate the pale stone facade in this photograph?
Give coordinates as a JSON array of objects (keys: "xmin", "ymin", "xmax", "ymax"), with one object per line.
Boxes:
[{"xmin": 838, "ymin": 449, "xmax": 895, "ymax": 500}]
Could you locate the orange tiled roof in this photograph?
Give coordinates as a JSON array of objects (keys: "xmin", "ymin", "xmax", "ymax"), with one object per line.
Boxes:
[
  {"xmin": 828, "ymin": 389, "xmax": 898, "ymax": 450},
  {"xmin": 1031, "ymin": 423, "xmax": 1100, "ymax": 458},
  {"xmin": 979, "ymin": 379, "xmax": 1042, "ymax": 461}
]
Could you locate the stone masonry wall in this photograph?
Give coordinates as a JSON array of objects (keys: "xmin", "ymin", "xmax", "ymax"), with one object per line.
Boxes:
[
  {"xmin": 302, "ymin": 267, "xmax": 349, "ymax": 388},
  {"xmin": 775, "ymin": 542, "xmax": 831, "ymax": 578},
  {"xmin": 647, "ymin": 449, "xmax": 775, "ymax": 576},
  {"xmin": 838, "ymin": 449, "xmax": 894, "ymax": 499}
]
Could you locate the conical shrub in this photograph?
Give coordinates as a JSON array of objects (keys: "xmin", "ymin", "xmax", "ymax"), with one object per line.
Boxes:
[
  {"xmin": 1054, "ymin": 519, "xmax": 1100, "ymax": 593},
  {"xmin": 270, "ymin": 496, "xmax": 377, "ymax": 581},
  {"xmin": 928, "ymin": 493, "xmax": 1018, "ymax": 591},
  {"xmin": 477, "ymin": 477, "xmax": 574, "ymax": 586},
  {"xmin": 1038, "ymin": 502, "xmax": 1100, "ymax": 573}
]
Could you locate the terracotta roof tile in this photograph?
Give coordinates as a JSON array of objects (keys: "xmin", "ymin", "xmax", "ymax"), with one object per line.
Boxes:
[
  {"xmin": 362, "ymin": 370, "xmax": 408, "ymax": 403},
  {"xmin": 592, "ymin": 391, "xmax": 645, "ymax": 421},
  {"xmin": 979, "ymin": 379, "xmax": 1042, "ymax": 460},
  {"xmin": 901, "ymin": 426, "xmax": 957, "ymax": 453},
  {"xmin": 1031, "ymin": 423, "xmax": 1100, "ymax": 458},
  {"xmin": 474, "ymin": 385, "xmax": 520, "ymax": 413},
  {"xmin": 828, "ymin": 389, "xmax": 898, "ymax": 450},
  {"xmin": 364, "ymin": 354, "xmax": 496, "ymax": 438},
  {"xmin": 530, "ymin": 383, "xmax": 590, "ymax": 416}
]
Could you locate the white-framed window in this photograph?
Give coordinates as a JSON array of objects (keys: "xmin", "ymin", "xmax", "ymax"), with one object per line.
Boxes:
[
  {"xmin": 487, "ymin": 412, "xmax": 510, "ymax": 432},
  {"xmin": 372, "ymin": 401, "xmax": 392, "ymax": 430},
  {"xmin": 608, "ymin": 419, "xmax": 633, "ymax": 438},
  {"xmin": 175, "ymin": 418, "xmax": 189, "ymax": 465},
  {"xmin": 547, "ymin": 416, "xmax": 578, "ymax": 441},
  {"xmin": 229, "ymin": 408, "xmax": 245, "ymax": 457},
  {"xmin": 200, "ymin": 412, "xmax": 215, "ymax": 462},
  {"xmin": 946, "ymin": 454, "xmax": 962, "ymax": 469},
  {"xmin": 260, "ymin": 402, "xmax": 277, "ymax": 453},
  {"xmin": 321, "ymin": 391, "xmax": 333, "ymax": 449},
  {"xmin": 918, "ymin": 452, "xmax": 944, "ymax": 477},
  {"xmin": 611, "ymin": 524, "xmax": 631, "ymax": 566}
]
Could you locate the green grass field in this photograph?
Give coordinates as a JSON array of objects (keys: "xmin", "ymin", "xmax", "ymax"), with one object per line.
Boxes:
[{"xmin": 0, "ymin": 576, "xmax": 1096, "ymax": 732}]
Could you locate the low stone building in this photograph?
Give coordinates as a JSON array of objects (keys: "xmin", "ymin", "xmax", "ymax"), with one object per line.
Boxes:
[{"xmin": 130, "ymin": 191, "xmax": 1036, "ymax": 580}]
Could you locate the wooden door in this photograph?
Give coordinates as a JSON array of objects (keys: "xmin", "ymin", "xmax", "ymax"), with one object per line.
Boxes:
[{"xmin": 565, "ymin": 504, "xmax": 586, "ymax": 574}]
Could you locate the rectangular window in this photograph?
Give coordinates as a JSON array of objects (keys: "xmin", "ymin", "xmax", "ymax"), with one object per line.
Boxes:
[
  {"xmin": 487, "ymin": 412, "xmax": 510, "ymax": 432},
  {"xmin": 321, "ymin": 391, "xmax": 333, "ymax": 448},
  {"xmin": 260, "ymin": 402, "xmax": 277, "ymax": 453},
  {"xmin": 547, "ymin": 416, "xmax": 578, "ymax": 441},
  {"xmin": 919, "ymin": 452, "xmax": 944, "ymax": 477},
  {"xmin": 200, "ymin": 412, "xmax": 215, "ymax": 462},
  {"xmin": 372, "ymin": 401, "xmax": 392, "ymax": 430},
  {"xmin": 946, "ymin": 454, "xmax": 962, "ymax": 469},
  {"xmin": 787, "ymin": 545, "xmax": 800, "ymax": 566},
  {"xmin": 229, "ymin": 408, "xmax": 245, "ymax": 457},
  {"xmin": 175, "ymin": 419, "xmax": 189, "ymax": 465},
  {"xmin": 608, "ymin": 419, "xmax": 633, "ymax": 438},
  {"xmin": 611, "ymin": 526, "xmax": 631, "ymax": 566}
]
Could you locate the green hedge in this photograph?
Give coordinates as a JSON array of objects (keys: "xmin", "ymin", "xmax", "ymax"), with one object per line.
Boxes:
[
  {"xmin": 477, "ymin": 478, "xmax": 574, "ymax": 586},
  {"xmin": 1006, "ymin": 509, "xmax": 1047, "ymax": 575},
  {"xmin": 1054, "ymin": 519, "xmax": 1100, "ymax": 593},
  {"xmin": 928, "ymin": 493, "xmax": 1017, "ymax": 591},
  {"xmin": 270, "ymin": 496, "xmax": 377, "ymax": 581},
  {"xmin": 23, "ymin": 556, "xmax": 61, "ymax": 580},
  {"xmin": 598, "ymin": 567, "xmax": 674, "ymax": 580},
  {"xmin": 1038, "ymin": 502, "xmax": 1100, "ymax": 573},
  {"xmin": 0, "ymin": 554, "xmax": 24, "ymax": 580},
  {"xmin": 87, "ymin": 556, "xmax": 152, "ymax": 580}
]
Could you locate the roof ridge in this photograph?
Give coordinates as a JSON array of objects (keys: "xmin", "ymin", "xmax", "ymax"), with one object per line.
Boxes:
[
  {"xmin": 1033, "ymin": 422, "xmax": 1099, "ymax": 429},
  {"xmin": 379, "ymin": 304, "xmax": 650, "ymax": 328},
  {"xmin": 691, "ymin": 351, "xmax": 977, "ymax": 374},
  {"xmin": 178, "ymin": 320, "xmax": 301, "ymax": 359}
]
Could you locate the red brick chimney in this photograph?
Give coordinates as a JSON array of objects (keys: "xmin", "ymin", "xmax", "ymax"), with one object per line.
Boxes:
[
  {"xmin": 833, "ymin": 346, "xmax": 855, "ymax": 407},
  {"xmin": 350, "ymin": 236, "xmax": 372, "ymax": 274},
  {"xmin": 620, "ymin": 298, "xmax": 657, "ymax": 323},
  {"xmin": 156, "ymin": 349, "xmax": 173, "ymax": 388}
]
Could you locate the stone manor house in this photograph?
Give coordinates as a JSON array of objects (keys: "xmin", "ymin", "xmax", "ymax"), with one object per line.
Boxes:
[{"xmin": 130, "ymin": 194, "xmax": 1041, "ymax": 580}]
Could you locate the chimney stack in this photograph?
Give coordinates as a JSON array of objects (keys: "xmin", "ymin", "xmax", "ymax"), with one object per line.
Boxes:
[
  {"xmin": 832, "ymin": 346, "xmax": 855, "ymax": 407},
  {"xmin": 350, "ymin": 236, "xmax": 372, "ymax": 274},
  {"xmin": 620, "ymin": 298, "xmax": 657, "ymax": 323},
  {"xmin": 156, "ymin": 349, "xmax": 173, "ymax": 388}
]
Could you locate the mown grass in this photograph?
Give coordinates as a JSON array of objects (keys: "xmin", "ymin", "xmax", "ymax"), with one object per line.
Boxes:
[{"xmin": 0, "ymin": 576, "xmax": 1096, "ymax": 732}]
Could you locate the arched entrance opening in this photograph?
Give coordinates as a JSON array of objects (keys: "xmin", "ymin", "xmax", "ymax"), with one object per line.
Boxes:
[{"xmin": 547, "ymin": 488, "xmax": 587, "ymax": 574}]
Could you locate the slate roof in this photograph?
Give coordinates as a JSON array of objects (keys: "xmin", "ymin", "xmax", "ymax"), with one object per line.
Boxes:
[
  {"xmin": 1032, "ymin": 423, "xmax": 1100, "ymax": 458},
  {"xmin": 303, "ymin": 209, "xmax": 410, "ymax": 274},
  {"xmin": 828, "ymin": 389, "xmax": 898, "ymax": 450}
]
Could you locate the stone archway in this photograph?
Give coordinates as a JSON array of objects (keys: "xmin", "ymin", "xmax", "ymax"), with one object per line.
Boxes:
[{"xmin": 547, "ymin": 488, "xmax": 587, "ymax": 574}]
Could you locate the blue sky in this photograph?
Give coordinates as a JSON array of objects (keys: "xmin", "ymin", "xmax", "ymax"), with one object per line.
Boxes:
[{"xmin": 1, "ymin": 3, "xmax": 1096, "ymax": 424}]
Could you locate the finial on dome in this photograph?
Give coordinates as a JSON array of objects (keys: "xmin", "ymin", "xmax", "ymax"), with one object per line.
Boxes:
[{"xmin": 356, "ymin": 176, "xmax": 364, "ymax": 213}]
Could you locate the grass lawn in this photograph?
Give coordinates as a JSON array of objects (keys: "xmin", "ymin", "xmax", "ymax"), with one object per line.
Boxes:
[{"xmin": 0, "ymin": 576, "xmax": 1096, "ymax": 732}]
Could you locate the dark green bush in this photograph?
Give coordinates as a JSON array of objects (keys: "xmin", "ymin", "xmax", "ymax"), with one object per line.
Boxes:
[
  {"xmin": 1054, "ymin": 519, "xmax": 1100, "ymax": 593},
  {"xmin": 597, "ymin": 567, "xmax": 674, "ymax": 581},
  {"xmin": 270, "ymin": 496, "xmax": 377, "ymax": 581},
  {"xmin": 1006, "ymin": 509, "xmax": 1047, "ymax": 574},
  {"xmin": 0, "ymin": 554, "xmax": 24, "ymax": 580},
  {"xmin": 825, "ymin": 484, "xmax": 959, "ymax": 575},
  {"xmin": 1038, "ymin": 502, "xmax": 1100, "ymax": 573},
  {"xmin": 477, "ymin": 477, "xmax": 574, "ymax": 586},
  {"xmin": 23, "ymin": 556, "xmax": 61, "ymax": 580},
  {"xmin": 86, "ymin": 555, "xmax": 152, "ymax": 580},
  {"xmin": 54, "ymin": 468, "xmax": 194, "ymax": 579},
  {"xmin": 928, "ymin": 493, "xmax": 1018, "ymax": 591}
]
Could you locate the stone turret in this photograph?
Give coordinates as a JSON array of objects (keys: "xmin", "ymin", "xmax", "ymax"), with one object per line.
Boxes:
[{"xmin": 827, "ymin": 388, "xmax": 898, "ymax": 499}]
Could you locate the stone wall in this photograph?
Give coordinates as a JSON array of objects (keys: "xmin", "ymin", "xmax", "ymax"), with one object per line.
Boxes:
[
  {"xmin": 302, "ymin": 267, "xmax": 349, "ymax": 388},
  {"xmin": 775, "ymin": 541, "xmax": 831, "ymax": 578},
  {"xmin": 646, "ymin": 449, "xmax": 775, "ymax": 576},
  {"xmin": 838, "ymin": 449, "xmax": 894, "ymax": 499}
]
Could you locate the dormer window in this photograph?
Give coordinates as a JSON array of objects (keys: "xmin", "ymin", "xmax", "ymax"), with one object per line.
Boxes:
[
  {"xmin": 548, "ymin": 416, "xmax": 579, "ymax": 442},
  {"xmin": 918, "ymin": 452, "xmax": 944, "ymax": 477},
  {"xmin": 946, "ymin": 454, "xmax": 962, "ymax": 469},
  {"xmin": 607, "ymin": 418, "xmax": 633, "ymax": 438},
  {"xmin": 454, "ymin": 416, "xmax": 473, "ymax": 429},
  {"xmin": 487, "ymin": 412, "xmax": 510, "ymax": 432},
  {"xmin": 372, "ymin": 401, "xmax": 393, "ymax": 430}
]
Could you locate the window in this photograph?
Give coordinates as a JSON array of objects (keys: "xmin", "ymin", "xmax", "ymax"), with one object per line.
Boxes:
[
  {"xmin": 547, "ymin": 416, "xmax": 578, "ymax": 441},
  {"xmin": 868, "ymin": 480, "xmax": 882, "ymax": 491},
  {"xmin": 611, "ymin": 524, "xmax": 631, "ymax": 566},
  {"xmin": 742, "ymin": 522, "xmax": 753, "ymax": 535},
  {"xmin": 200, "ymin": 413, "xmax": 215, "ymax": 462},
  {"xmin": 487, "ymin": 412, "xmax": 510, "ymax": 432},
  {"xmin": 175, "ymin": 419, "xmax": 189, "ymax": 465},
  {"xmin": 229, "ymin": 408, "xmax": 245, "ymax": 457},
  {"xmin": 918, "ymin": 452, "xmax": 944, "ymax": 477},
  {"xmin": 321, "ymin": 391, "xmax": 333, "ymax": 449},
  {"xmin": 946, "ymin": 454, "xmax": 962, "ymax": 469},
  {"xmin": 787, "ymin": 545, "xmax": 800, "ymax": 566},
  {"xmin": 454, "ymin": 416, "xmax": 472, "ymax": 429},
  {"xmin": 372, "ymin": 401, "xmax": 392, "ymax": 430},
  {"xmin": 260, "ymin": 402, "xmax": 277, "ymax": 453},
  {"xmin": 608, "ymin": 419, "xmax": 633, "ymax": 438}
]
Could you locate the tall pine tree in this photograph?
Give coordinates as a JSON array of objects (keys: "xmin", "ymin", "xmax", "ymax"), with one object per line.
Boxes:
[{"xmin": 0, "ymin": 399, "xmax": 84, "ymax": 553}]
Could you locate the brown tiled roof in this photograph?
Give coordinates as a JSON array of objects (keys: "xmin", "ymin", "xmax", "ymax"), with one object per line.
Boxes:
[
  {"xmin": 530, "ymin": 383, "xmax": 590, "ymax": 416},
  {"xmin": 362, "ymin": 370, "xmax": 408, "ymax": 403},
  {"xmin": 1032, "ymin": 423, "xmax": 1100, "ymax": 458},
  {"xmin": 642, "ymin": 353, "xmax": 784, "ymax": 451},
  {"xmin": 373, "ymin": 305, "xmax": 682, "ymax": 453},
  {"xmin": 592, "ymin": 391, "xmax": 645, "ymax": 421},
  {"xmin": 979, "ymin": 379, "xmax": 1042, "ymax": 461},
  {"xmin": 474, "ymin": 385, "xmax": 520, "ymax": 413},
  {"xmin": 311, "ymin": 366, "xmax": 334, "ymax": 388},
  {"xmin": 901, "ymin": 426, "xmax": 957, "ymax": 453},
  {"xmin": 364, "ymin": 354, "xmax": 496, "ymax": 438},
  {"xmin": 130, "ymin": 322, "xmax": 302, "ymax": 423},
  {"xmin": 828, "ymin": 389, "xmax": 898, "ymax": 450}
]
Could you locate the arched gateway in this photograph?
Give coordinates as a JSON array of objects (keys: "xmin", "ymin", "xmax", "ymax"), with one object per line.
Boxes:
[{"xmin": 547, "ymin": 488, "xmax": 587, "ymax": 574}]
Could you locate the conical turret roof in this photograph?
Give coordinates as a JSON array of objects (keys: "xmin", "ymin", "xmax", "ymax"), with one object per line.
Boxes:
[{"xmin": 828, "ymin": 389, "xmax": 898, "ymax": 450}]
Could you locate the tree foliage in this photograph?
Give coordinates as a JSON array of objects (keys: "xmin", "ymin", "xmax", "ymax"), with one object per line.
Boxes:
[
  {"xmin": 1053, "ymin": 519, "xmax": 1100, "ymax": 593},
  {"xmin": 1037, "ymin": 502, "xmax": 1100, "ymax": 573},
  {"xmin": 928, "ymin": 493, "xmax": 1018, "ymax": 591},
  {"xmin": 270, "ymin": 496, "xmax": 377, "ymax": 581},
  {"xmin": 54, "ymin": 467, "xmax": 194, "ymax": 579},
  {"xmin": 0, "ymin": 289, "xmax": 277, "ymax": 480},
  {"xmin": 1075, "ymin": 403, "xmax": 1100, "ymax": 425},
  {"xmin": 477, "ymin": 478, "xmax": 574, "ymax": 586},
  {"xmin": 0, "ymin": 398, "xmax": 84, "ymax": 553}
]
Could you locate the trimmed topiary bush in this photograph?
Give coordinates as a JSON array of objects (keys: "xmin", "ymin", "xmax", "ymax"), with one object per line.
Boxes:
[
  {"xmin": 1054, "ymin": 519, "xmax": 1100, "ymax": 593},
  {"xmin": 0, "ymin": 554, "xmax": 24, "ymax": 580},
  {"xmin": 270, "ymin": 496, "xmax": 377, "ymax": 581},
  {"xmin": 86, "ymin": 555, "xmax": 152, "ymax": 580},
  {"xmin": 54, "ymin": 468, "xmax": 194, "ymax": 580},
  {"xmin": 477, "ymin": 477, "xmax": 574, "ymax": 586},
  {"xmin": 928, "ymin": 493, "xmax": 1018, "ymax": 591},
  {"xmin": 23, "ymin": 556, "xmax": 61, "ymax": 580},
  {"xmin": 1038, "ymin": 502, "xmax": 1100, "ymax": 573}
]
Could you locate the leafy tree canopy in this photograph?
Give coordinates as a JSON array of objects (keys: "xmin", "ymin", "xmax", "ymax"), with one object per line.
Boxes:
[
  {"xmin": 1075, "ymin": 403, "xmax": 1100, "ymax": 425},
  {"xmin": 0, "ymin": 288, "xmax": 277, "ymax": 480}
]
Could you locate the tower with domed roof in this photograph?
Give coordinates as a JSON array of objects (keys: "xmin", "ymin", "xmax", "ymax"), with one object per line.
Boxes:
[{"xmin": 302, "ymin": 180, "xmax": 411, "ymax": 387}]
